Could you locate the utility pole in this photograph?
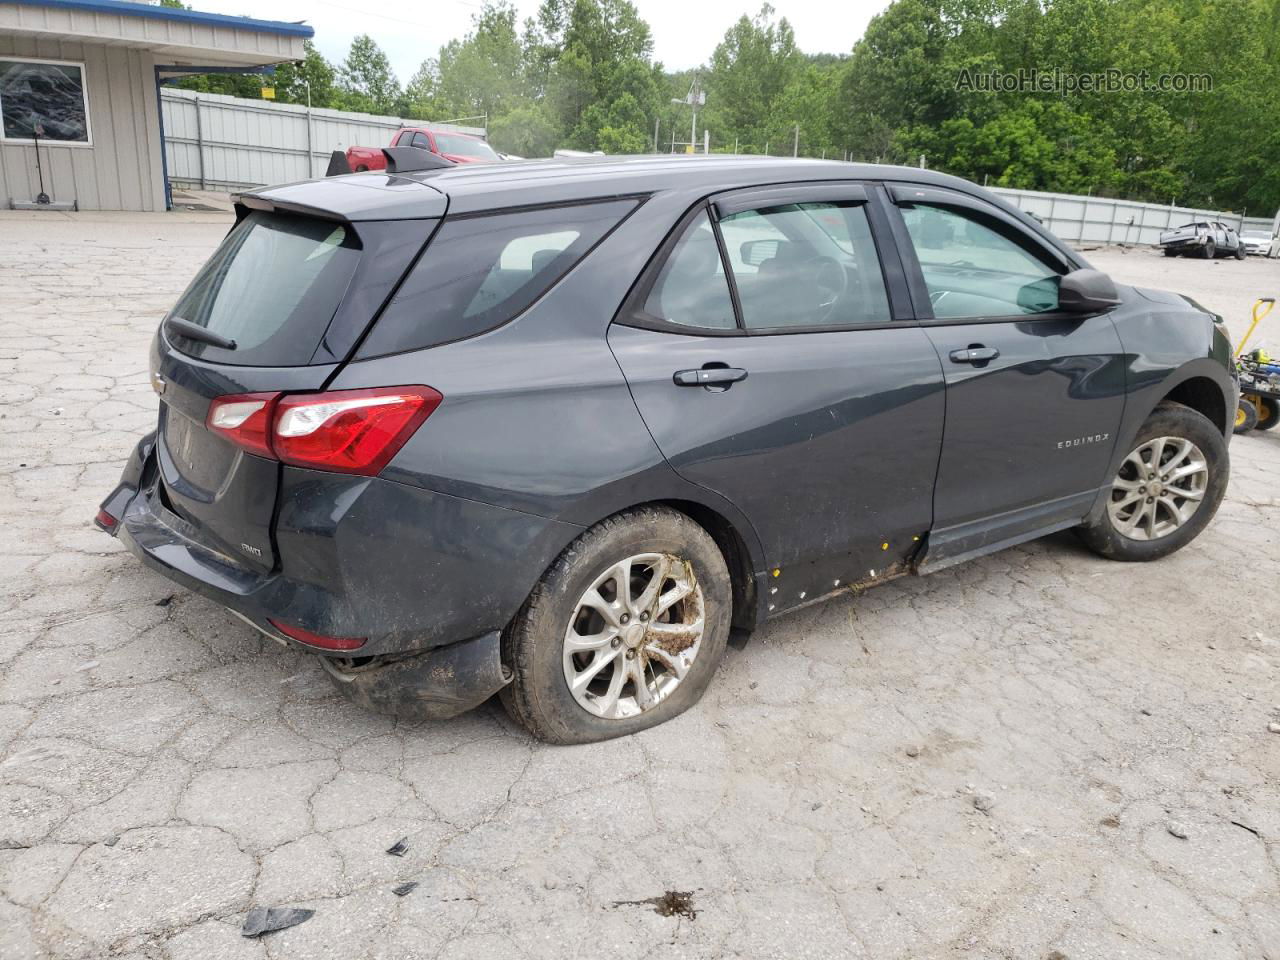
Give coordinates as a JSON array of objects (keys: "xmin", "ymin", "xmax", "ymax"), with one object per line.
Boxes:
[
  {"xmin": 671, "ymin": 75, "xmax": 705, "ymax": 154},
  {"xmin": 653, "ymin": 117, "xmax": 659, "ymax": 153},
  {"xmin": 304, "ymin": 79, "xmax": 313, "ymax": 178},
  {"xmin": 703, "ymin": 130, "xmax": 709, "ymax": 154},
  {"xmin": 793, "ymin": 124, "xmax": 799, "ymax": 157}
]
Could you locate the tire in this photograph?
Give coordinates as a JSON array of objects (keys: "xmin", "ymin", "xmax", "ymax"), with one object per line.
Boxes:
[
  {"xmin": 354, "ymin": 164, "xmax": 368, "ymax": 172},
  {"xmin": 1077, "ymin": 402, "xmax": 1228, "ymax": 562},
  {"xmin": 1235, "ymin": 244, "xmax": 1247, "ymax": 260},
  {"xmin": 1163, "ymin": 247, "xmax": 1177, "ymax": 257},
  {"xmin": 500, "ymin": 506, "xmax": 732, "ymax": 744},
  {"xmin": 1202, "ymin": 240, "xmax": 1216, "ymax": 259},
  {"xmin": 1255, "ymin": 396, "xmax": 1280, "ymax": 430},
  {"xmin": 1235, "ymin": 399, "xmax": 1258, "ymax": 434}
]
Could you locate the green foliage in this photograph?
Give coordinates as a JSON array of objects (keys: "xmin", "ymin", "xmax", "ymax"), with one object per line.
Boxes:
[
  {"xmin": 703, "ymin": 5, "xmax": 803, "ymax": 152},
  {"xmin": 338, "ymin": 34, "xmax": 402, "ymax": 116},
  {"xmin": 272, "ymin": 42, "xmax": 336, "ymax": 108}
]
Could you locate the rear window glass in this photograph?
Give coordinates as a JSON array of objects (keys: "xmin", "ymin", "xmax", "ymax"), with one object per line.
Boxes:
[
  {"xmin": 433, "ymin": 134, "xmax": 500, "ymax": 160},
  {"xmin": 166, "ymin": 211, "xmax": 360, "ymax": 366},
  {"xmin": 357, "ymin": 199, "xmax": 637, "ymax": 357}
]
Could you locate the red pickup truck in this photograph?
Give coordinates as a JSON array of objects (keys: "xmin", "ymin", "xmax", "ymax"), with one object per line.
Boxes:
[{"xmin": 346, "ymin": 126, "xmax": 500, "ymax": 172}]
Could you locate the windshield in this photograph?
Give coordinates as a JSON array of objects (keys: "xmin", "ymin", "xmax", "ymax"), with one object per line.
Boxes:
[
  {"xmin": 167, "ymin": 211, "xmax": 361, "ymax": 366},
  {"xmin": 433, "ymin": 133, "xmax": 499, "ymax": 160}
]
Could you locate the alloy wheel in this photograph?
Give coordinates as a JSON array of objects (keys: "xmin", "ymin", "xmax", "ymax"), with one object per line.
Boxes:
[
  {"xmin": 562, "ymin": 553, "xmax": 704, "ymax": 719},
  {"xmin": 1106, "ymin": 436, "xmax": 1209, "ymax": 541}
]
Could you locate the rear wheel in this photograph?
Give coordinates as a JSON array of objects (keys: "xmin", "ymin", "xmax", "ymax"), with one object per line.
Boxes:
[
  {"xmin": 1163, "ymin": 247, "xmax": 1177, "ymax": 257},
  {"xmin": 1255, "ymin": 396, "xmax": 1280, "ymax": 430},
  {"xmin": 354, "ymin": 164, "xmax": 369, "ymax": 172},
  {"xmin": 1078, "ymin": 402, "xmax": 1228, "ymax": 561},
  {"xmin": 501, "ymin": 506, "xmax": 731, "ymax": 744},
  {"xmin": 1235, "ymin": 399, "xmax": 1259, "ymax": 434}
]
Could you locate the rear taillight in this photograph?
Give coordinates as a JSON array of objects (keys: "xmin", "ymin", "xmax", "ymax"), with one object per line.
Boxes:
[
  {"xmin": 206, "ymin": 392, "xmax": 279, "ymax": 458},
  {"xmin": 273, "ymin": 387, "xmax": 442, "ymax": 475},
  {"xmin": 268, "ymin": 618, "xmax": 366, "ymax": 651},
  {"xmin": 206, "ymin": 386, "xmax": 441, "ymax": 476}
]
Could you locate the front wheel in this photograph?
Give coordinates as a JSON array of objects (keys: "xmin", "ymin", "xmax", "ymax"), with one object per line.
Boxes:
[
  {"xmin": 501, "ymin": 506, "xmax": 731, "ymax": 744},
  {"xmin": 1202, "ymin": 240, "xmax": 1216, "ymax": 259},
  {"xmin": 1077, "ymin": 402, "xmax": 1228, "ymax": 561},
  {"xmin": 1235, "ymin": 244, "xmax": 1247, "ymax": 260}
]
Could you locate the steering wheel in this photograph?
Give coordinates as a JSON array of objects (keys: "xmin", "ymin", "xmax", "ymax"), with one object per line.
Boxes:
[{"xmin": 805, "ymin": 256, "xmax": 848, "ymax": 325}]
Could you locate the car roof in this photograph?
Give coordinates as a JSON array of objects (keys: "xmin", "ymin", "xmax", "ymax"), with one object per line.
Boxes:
[
  {"xmin": 403, "ymin": 154, "xmax": 979, "ymax": 211},
  {"xmin": 241, "ymin": 154, "xmax": 1083, "ymax": 266}
]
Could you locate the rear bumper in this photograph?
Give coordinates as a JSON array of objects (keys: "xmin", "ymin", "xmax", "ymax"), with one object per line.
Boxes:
[{"xmin": 99, "ymin": 434, "xmax": 581, "ymax": 708}]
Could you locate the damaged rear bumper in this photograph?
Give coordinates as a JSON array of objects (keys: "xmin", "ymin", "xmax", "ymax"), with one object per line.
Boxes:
[{"xmin": 320, "ymin": 631, "xmax": 511, "ymax": 719}]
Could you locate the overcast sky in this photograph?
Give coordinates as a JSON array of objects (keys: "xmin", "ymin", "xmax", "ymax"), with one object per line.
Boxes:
[{"xmin": 192, "ymin": 0, "xmax": 891, "ymax": 83}]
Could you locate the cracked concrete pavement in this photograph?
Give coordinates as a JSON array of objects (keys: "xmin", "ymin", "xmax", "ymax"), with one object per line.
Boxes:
[{"xmin": 1, "ymin": 211, "xmax": 1278, "ymax": 959}]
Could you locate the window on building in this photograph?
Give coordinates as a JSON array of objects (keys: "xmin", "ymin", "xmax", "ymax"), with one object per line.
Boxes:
[{"xmin": 0, "ymin": 58, "xmax": 90, "ymax": 144}]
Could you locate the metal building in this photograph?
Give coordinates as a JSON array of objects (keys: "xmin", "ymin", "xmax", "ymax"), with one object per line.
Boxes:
[{"xmin": 0, "ymin": 0, "xmax": 311, "ymax": 211}]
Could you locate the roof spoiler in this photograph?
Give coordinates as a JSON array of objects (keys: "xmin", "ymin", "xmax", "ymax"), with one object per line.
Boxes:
[{"xmin": 382, "ymin": 147, "xmax": 456, "ymax": 175}]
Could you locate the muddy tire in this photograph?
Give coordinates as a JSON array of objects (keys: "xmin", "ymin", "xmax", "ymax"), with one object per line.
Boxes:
[
  {"xmin": 1078, "ymin": 402, "xmax": 1228, "ymax": 562},
  {"xmin": 500, "ymin": 506, "xmax": 731, "ymax": 744}
]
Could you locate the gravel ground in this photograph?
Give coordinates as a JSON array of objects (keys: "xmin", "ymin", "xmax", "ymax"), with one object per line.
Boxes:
[{"xmin": 1, "ymin": 213, "xmax": 1279, "ymax": 960}]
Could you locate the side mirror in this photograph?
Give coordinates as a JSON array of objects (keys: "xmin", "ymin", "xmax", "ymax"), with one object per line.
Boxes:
[{"xmin": 1058, "ymin": 268, "xmax": 1121, "ymax": 313}]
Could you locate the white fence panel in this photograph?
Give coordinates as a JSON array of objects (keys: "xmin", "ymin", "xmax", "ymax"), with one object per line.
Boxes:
[
  {"xmin": 989, "ymin": 185, "xmax": 1276, "ymax": 247},
  {"xmin": 160, "ymin": 88, "xmax": 483, "ymax": 191}
]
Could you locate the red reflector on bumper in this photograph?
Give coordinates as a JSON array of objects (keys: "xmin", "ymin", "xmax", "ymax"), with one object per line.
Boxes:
[
  {"xmin": 268, "ymin": 618, "xmax": 366, "ymax": 651},
  {"xmin": 94, "ymin": 509, "xmax": 117, "ymax": 530}
]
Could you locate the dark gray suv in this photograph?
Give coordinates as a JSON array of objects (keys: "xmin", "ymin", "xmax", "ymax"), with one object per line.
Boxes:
[{"xmin": 98, "ymin": 156, "xmax": 1236, "ymax": 743}]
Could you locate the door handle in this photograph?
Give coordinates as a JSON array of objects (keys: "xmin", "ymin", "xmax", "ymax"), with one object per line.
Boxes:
[
  {"xmin": 673, "ymin": 366, "xmax": 749, "ymax": 387},
  {"xmin": 949, "ymin": 346, "xmax": 1000, "ymax": 364}
]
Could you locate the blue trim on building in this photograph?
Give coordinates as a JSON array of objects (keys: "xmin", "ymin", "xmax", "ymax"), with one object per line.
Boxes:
[{"xmin": 13, "ymin": 0, "xmax": 314, "ymax": 38}]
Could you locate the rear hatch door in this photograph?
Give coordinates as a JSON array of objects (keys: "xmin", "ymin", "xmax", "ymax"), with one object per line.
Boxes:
[{"xmin": 152, "ymin": 204, "xmax": 435, "ymax": 572}]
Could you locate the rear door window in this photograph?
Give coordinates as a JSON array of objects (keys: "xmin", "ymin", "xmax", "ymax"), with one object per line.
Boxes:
[
  {"xmin": 166, "ymin": 211, "xmax": 360, "ymax": 366},
  {"xmin": 718, "ymin": 202, "xmax": 892, "ymax": 330},
  {"xmin": 357, "ymin": 199, "xmax": 638, "ymax": 357}
]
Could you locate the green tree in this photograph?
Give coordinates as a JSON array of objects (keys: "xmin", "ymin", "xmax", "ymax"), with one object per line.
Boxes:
[
  {"xmin": 488, "ymin": 102, "xmax": 561, "ymax": 155},
  {"xmin": 435, "ymin": 2, "xmax": 526, "ymax": 121},
  {"xmin": 533, "ymin": 0, "xmax": 662, "ymax": 150},
  {"xmin": 272, "ymin": 41, "xmax": 337, "ymax": 108},
  {"xmin": 703, "ymin": 5, "xmax": 803, "ymax": 152},
  {"xmin": 338, "ymin": 34, "xmax": 402, "ymax": 115}
]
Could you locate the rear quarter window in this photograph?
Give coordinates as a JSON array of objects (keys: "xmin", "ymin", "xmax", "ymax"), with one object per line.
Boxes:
[{"xmin": 357, "ymin": 198, "xmax": 638, "ymax": 357}]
